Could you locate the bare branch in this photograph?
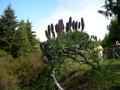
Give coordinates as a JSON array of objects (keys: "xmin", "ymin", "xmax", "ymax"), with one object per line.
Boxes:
[{"xmin": 51, "ymin": 69, "xmax": 64, "ymax": 90}]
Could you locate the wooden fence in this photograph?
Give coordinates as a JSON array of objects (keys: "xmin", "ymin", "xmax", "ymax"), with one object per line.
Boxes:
[{"xmin": 104, "ymin": 48, "xmax": 120, "ymax": 59}]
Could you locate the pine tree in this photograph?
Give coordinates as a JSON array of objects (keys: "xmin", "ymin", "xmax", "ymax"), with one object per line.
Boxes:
[
  {"xmin": 26, "ymin": 20, "xmax": 39, "ymax": 52},
  {"xmin": 0, "ymin": 4, "xmax": 18, "ymax": 52},
  {"xmin": 11, "ymin": 20, "xmax": 31, "ymax": 57}
]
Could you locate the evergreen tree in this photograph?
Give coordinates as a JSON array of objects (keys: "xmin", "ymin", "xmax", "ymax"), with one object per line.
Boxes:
[
  {"xmin": 0, "ymin": 4, "xmax": 18, "ymax": 52},
  {"xmin": 11, "ymin": 20, "xmax": 31, "ymax": 57},
  {"xmin": 26, "ymin": 20, "xmax": 40, "ymax": 53},
  {"xmin": 0, "ymin": 5, "xmax": 40, "ymax": 57},
  {"xmin": 98, "ymin": 0, "xmax": 120, "ymax": 41},
  {"xmin": 102, "ymin": 19, "xmax": 119, "ymax": 47}
]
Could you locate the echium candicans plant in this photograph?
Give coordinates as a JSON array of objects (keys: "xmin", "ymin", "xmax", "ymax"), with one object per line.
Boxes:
[
  {"xmin": 40, "ymin": 17, "xmax": 100, "ymax": 70},
  {"xmin": 40, "ymin": 17, "xmax": 101, "ymax": 90}
]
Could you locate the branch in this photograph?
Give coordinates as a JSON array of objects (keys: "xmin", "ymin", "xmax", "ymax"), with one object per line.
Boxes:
[
  {"xmin": 51, "ymin": 69, "xmax": 64, "ymax": 90},
  {"xmin": 68, "ymin": 49, "xmax": 97, "ymax": 69},
  {"xmin": 66, "ymin": 55, "xmax": 85, "ymax": 63},
  {"xmin": 86, "ymin": 50, "xmax": 99, "ymax": 62}
]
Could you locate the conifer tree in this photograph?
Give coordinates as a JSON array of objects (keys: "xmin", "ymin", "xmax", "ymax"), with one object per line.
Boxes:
[
  {"xmin": 0, "ymin": 4, "xmax": 18, "ymax": 52},
  {"xmin": 12, "ymin": 20, "xmax": 31, "ymax": 57},
  {"xmin": 26, "ymin": 20, "xmax": 39, "ymax": 52}
]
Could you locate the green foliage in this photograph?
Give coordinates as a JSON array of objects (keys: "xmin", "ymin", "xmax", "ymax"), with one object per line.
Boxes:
[
  {"xmin": 43, "ymin": 30, "xmax": 94, "ymax": 68},
  {"xmin": 61, "ymin": 59, "xmax": 120, "ymax": 90},
  {"xmin": 41, "ymin": 17, "xmax": 100, "ymax": 71},
  {"xmin": 40, "ymin": 17, "xmax": 100, "ymax": 90},
  {"xmin": 0, "ymin": 55, "xmax": 19, "ymax": 90},
  {"xmin": 26, "ymin": 20, "xmax": 39, "ymax": 53},
  {"xmin": 0, "ymin": 38, "xmax": 9, "ymax": 51},
  {"xmin": 99, "ymin": 0, "xmax": 120, "ymax": 46},
  {"xmin": 40, "ymin": 17, "xmax": 104, "ymax": 89},
  {"xmin": 102, "ymin": 19, "xmax": 119, "ymax": 47},
  {"xmin": 101, "ymin": 34, "xmax": 110, "ymax": 47},
  {"xmin": 11, "ymin": 20, "xmax": 31, "ymax": 58},
  {"xmin": 0, "ymin": 49, "xmax": 7, "ymax": 56},
  {"xmin": 108, "ymin": 19, "xmax": 119, "ymax": 42},
  {"xmin": 27, "ymin": 65, "xmax": 53, "ymax": 90},
  {"xmin": 0, "ymin": 4, "xmax": 18, "ymax": 52},
  {"xmin": 13, "ymin": 54, "xmax": 44, "ymax": 89},
  {"xmin": 0, "ymin": 5, "xmax": 40, "ymax": 58},
  {"xmin": 98, "ymin": 0, "xmax": 120, "ymax": 19},
  {"xmin": 0, "ymin": 53, "xmax": 48, "ymax": 90}
]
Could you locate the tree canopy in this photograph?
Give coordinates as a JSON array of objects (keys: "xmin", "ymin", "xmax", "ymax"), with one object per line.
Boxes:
[
  {"xmin": 0, "ymin": 5, "xmax": 40, "ymax": 58},
  {"xmin": 98, "ymin": 0, "xmax": 120, "ymax": 20},
  {"xmin": 98, "ymin": 0, "xmax": 120, "ymax": 46},
  {"xmin": 0, "ymin": 4, "xmax": 18, "ymax": 53}
]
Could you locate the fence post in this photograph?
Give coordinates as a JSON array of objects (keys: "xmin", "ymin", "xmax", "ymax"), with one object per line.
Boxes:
[{"xmin": 113, "ymin": 49, "xmax": 115, "ymax": 59}]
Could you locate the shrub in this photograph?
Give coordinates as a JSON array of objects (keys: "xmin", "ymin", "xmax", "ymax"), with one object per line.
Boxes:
[
  {"xmin": 0, "ymin": 53, "xmax": 46, "ymax": 89},
  {"xmin": 0, "ymin": 57, "xmax": 18, "ymax": 90},
  {"xmin": 0, "ymin": 49, "xmax": 7, "ymax": 57}
]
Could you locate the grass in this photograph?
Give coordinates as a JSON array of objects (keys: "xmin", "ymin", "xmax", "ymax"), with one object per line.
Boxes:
[{"xmin": 57, "ymin": 59, "xmax": 120, "ymax": 90}]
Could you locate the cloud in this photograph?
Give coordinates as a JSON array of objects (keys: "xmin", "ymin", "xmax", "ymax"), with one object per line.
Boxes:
[{"xmin": 35, "ymin": 0, "xmax": 109, "ymax": 42}]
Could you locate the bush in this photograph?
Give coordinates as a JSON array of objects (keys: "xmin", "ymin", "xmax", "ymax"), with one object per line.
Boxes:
[
  {"xmin": 0, "ymin": 49, "xmax": 7, "ymax": 56},
  {"xmin": 8, "ymin": 53, "xmax": 44, "ymax": 89},
  {"xmin": 0, "ymin": 56, "xmax": 18, "ymax": 90},
  {"xmin": 0, "ymin": 53, "xmax": 46, "ymax": 90}
]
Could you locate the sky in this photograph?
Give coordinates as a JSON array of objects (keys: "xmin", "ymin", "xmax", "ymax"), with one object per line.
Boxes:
[{"xmin": 0, "ymin": 0, "xmax": 110, "ymax": 41}]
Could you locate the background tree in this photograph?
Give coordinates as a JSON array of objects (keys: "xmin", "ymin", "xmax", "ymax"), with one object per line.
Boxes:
[
  {"xmin": 11, "ymin": 19, "xmax": 40, "ymax": 58},
  {"xmin": 98, "ymin": 0, "xmax": 120, "ymax": 42},
  {"xmin": 0, "ymin": 5, "xmax": 40, "ymax": 57},
  {"xmin": 26, "ymin": 20, "xmax": 40, "ymax": 53},
  {"xmin": 0, "ymin": 4, "xmax": 18, "ymax": 53},
  {"xmin": 102, "ymin": 18, "xmax": 119, "ymax": 47},
  {"xmin": 98, "ymin": 0, "xmax": 120, "ymax": 19},
  {"xmin": 11, "ymin": 20, "xmax": 31, "ymax": 57}
]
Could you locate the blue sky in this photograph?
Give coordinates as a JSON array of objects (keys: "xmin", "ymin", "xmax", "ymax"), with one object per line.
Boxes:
[
  {"xmin": 0, "ymin": 0, "xmax": 110, "ymax": 41},
  {"xmin": 0, "ymin": 0, "xmax": 59, "ymax": 28}
]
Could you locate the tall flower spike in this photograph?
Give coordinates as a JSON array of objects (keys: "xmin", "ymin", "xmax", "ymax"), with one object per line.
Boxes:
[
  {"xmin": 51, "ymin": 23, "xmax": 54, "ymax": 33},
  {"xmin": 72, "ymin": 20, "xmax": 75, "ymax": 30},
  {"xmin": 78, "ymin": 22, "xmax": 80, "ymax": 29},
  {"xmin": 60, "ymin": 19, "xmax": 64, "ymax": 31},
  {"xmin": 66, "ymin": 22, "xmax": 70, "ymax": 32},
  {"xmin": 81, "ymin": 17, "xmax": 85, "ymax": 31},
  {"xmin": 62, "ymin": 23, "xmax": 64, "ymax": 30},
  {"xmin": 51, "ymin": 24, "xmax": 55, "ymax": 38},
  {"xmin": 55, "ymin": 24, "xmax": 59, "ymax": 33},
  {"xmin": 52, "ymin": 31, "xmax": 55, "ymax": 38},
  {"xmin": 69, "ymin": 17, "xmax": 72, "ymax": 27},
  {"xmin": 48, "ymin": 25, "xmax": 51, "ymax": 36},
  {"xmin": 75, "ymin": 21, "xmax": 78, "ymax": 30},
  {"xmin": 94, "ymin": 36, "xmax": 97, "ymax": 41},
  {"xmin": 58, "ymin": 20, "xmax": 61, "ymax": 32},
  {"xmin": 45, "ymin": 30, "xmax": 50, "ymax": 39},
  {"xmin": 58, "ymin": 19, "xmax": 64, "ymax": 32}
]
